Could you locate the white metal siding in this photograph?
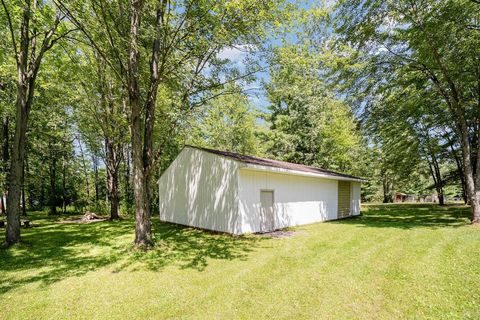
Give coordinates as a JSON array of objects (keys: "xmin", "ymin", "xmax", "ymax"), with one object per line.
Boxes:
[
  {"xmin": 158, "ymin": 148, "xmax": 241, "ymax": 234},
  {"xmin": 237, "ymin": 169, "xmax": 339, "ymax": 233},
  {"xmin": 259, "ymin": 190, "xmax": 275, "ymax": 232},
  {"xmin": 159, "ymin": 147, "xmax": 362, "ymax": 235}
]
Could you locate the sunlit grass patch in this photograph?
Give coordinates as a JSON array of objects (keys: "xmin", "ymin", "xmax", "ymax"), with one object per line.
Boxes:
[{"xmin": 1, "ymin": 204, "xmax": 479, "ymax": 319}]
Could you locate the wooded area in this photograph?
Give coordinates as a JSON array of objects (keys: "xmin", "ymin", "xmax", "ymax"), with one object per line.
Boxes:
[{"xmin": 1, "ymin": 0, "xmax": 479, "ymax": 247}]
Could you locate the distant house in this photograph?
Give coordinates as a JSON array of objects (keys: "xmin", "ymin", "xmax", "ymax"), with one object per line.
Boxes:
[
  {"xmin": 395, "ymin": 192, "xmax": 438, "ymax": 203},
  {"xmin": 158, "ymin": 146, "xmax": 363, "ymax": 234},
  {"xmin": 395, "ymin": 193, "xmax": 408, "ymax": 202}
]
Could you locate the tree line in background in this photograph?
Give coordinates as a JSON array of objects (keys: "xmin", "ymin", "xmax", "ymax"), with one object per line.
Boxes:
[
  {"xmin": 1, "ymin": 0, "xmax": 479, "ymax": 247},
  {"xmin": 333, "ymin": 0, "xmax": 480, "ymax": 218}
]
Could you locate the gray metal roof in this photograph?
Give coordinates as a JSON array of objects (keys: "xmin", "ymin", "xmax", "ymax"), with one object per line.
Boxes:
[{"xmin": 186, "ymin": 145, "xmax": 363, "ymax": 181}]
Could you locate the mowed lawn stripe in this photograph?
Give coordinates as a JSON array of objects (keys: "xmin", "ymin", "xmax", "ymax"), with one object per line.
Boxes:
[{"xmin": 1, "ymin": 203, "xmax": 479, "ymax": 319}]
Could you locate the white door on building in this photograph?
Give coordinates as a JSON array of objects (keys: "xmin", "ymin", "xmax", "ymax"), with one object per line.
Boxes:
[{"xmin": 260, "ymin": 190, "xmax": 275, "ymax": 232}]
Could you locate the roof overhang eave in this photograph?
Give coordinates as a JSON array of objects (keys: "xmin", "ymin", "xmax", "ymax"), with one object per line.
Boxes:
[{"xmin": 240, "ymin": 163, "xmax": 366, "ymax": 183}]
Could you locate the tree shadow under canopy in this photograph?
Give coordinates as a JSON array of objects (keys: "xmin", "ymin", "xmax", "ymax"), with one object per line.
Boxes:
[
  {"xmin": 332, "ymin": 203, "xmax": 472, "ymax": 229},
  {"xmin": 0, "ymin": 213, "xmax": 264, "ymax": 295}
]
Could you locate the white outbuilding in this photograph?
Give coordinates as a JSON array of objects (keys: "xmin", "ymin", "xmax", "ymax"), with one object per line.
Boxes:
[{"xmin": 158, "ymin": 145, "xmax": 363, "ymax": 234}]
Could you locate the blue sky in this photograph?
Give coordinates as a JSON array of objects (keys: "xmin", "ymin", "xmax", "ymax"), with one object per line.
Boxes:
[
  {"xmin": 217, "ymin": 45, "xmax": 271, "ymax": 112},
  {"xmin": 216, "ymin": 0, "xmax": 321, "ymax": 113}
]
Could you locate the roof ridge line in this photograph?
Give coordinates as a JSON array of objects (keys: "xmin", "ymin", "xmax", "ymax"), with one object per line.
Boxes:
[{"xmin": 185, "ymin": 145, "xmax": 365, "ymax": 181}]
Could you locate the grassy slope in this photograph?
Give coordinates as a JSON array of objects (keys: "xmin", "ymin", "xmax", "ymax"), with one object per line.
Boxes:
[{"xmin": 1, "ymin": 204, "xmax": 480, "ymax": 319}]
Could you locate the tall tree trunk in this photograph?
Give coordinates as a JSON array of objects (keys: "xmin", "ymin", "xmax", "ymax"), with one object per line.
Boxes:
[
  {"xmin": 5, "ymin": 0, "xmax": 31, "ymax": 244},
  {"xmin": 3, "ymin": 0, "xmax": 60, "ymax": 245},
  {"xmin": 49, "ymin": 146, "xmax": 57, "ymax": 215},
  {"xmin": 39, "ymin": 157, "xmax": 46, "ymax": 208},
  {"xmin": 124, "ymin": 145, "xmax": 132, "ymax": 207},
  {"xmin": 0, "ymin": 196, "xmax": 5, "ymax": 216},
  {"xmin": 1, "ymin": 116, "xmax": 9, "ymax": 216},
  {"xmin": 21, "ymin": 156, "xmax": 26, "ymax": 216},
  {"xmin": 93, "ymin": 155, "xmax": 99, "ymax": 203},
  {"xmin": 25, "ymin": 149, "xmax": 33, "ymax": 209},
  {"xmin": 6, "ymin": 75, "xmax": 28, "ymax": 244},
  {"xmin": 21, "ymin": 182, "xmax": 26, "ymax": 216},
  {"xmin": 382, "ymin": 175, "xmax": 393, "ymax": 203},
  {"xmin": 77, "ymin": 138, "xmax": 91, "ymax": 202},
  {"xmin": 457, "ymin": 113, "xmax": 480, "ymax": 222},
  {"xmin": 106, "ymin": 138, "xmax": 120, "ymax": 219},
  {"xmin": 450, "ymin": 144, "xmax": 468, "ymax": 204},
  {"xmin": 425, "ymin": 41, "xmax": 480, "ymax": 221},
  {"xmin": 107, "ymin": 169, "xmax": 119, "ymax": 219},
  {"xmin": 437, "ymin": 192, "xmax": 445, "ymax": 206},
  {"xmin": 62, "ymin": 150, "xmax": 67, "ymax": 214},
  {"xmin": 433, "ymin": 169, "xmax": 445, "ymax": 206},
  {"xmin": 2, "ymin": 116, "xmax": 8, "ymax": 165},
  {"xmin": 474, "ymin": 118, "xmax": 480, "ymax": 222},
  {"xmin": 128, "ymin": 0, "xmax": 152, "ymax": 246},
  {"xmin": 426, "ymin": 152, "xmax": 445, "ymax": 206}
]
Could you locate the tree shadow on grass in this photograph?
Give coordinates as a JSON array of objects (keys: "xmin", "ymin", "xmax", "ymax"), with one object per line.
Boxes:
[
  {"xmin": 0, "ymin": 213, "xmax": 263, "ymax": 295},
  {"xmin": 119, "ymin": 222, "xmax": 262, "ymax": 272},
  {"xmin": 332, "ymin": 203, "xmax": 472, "ymax": 229}
]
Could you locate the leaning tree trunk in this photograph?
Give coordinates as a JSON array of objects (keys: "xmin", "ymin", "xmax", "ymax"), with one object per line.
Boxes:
[
  {"xmin": 433, "ymin": 155, "xmax": 445, "ymax": 206},
  {"xmin": 426, "ymin": 42, "xmax": 480, "ymax": 221},
  {"xmin": 427, "ymin": 153, "xmax": 445, "ymax": 206}
]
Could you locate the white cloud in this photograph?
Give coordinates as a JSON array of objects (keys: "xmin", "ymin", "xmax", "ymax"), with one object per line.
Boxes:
[{"xmin": 217, "ymin": 44, "xmax": 256, "ymax": 65}]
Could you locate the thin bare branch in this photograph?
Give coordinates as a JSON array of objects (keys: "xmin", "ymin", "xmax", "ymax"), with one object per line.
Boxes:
[
  {"xmin": 1, "ymin": 0, "xmax": 20, "ymax": 66},
  {"xmin": 53, "ymin": 0, "xmax": 127, "ymax": 88}
]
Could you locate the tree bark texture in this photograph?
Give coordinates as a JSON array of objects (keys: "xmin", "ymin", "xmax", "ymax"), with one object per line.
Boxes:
[
  {"xmin": 4, "ymin": 0, "xmax": 60, "ymax": 245},
  {"xmin": 1, "ymin": 116, "xmax": 9, "ymax": 216},
  {"xmin": 382, "ymin": 175, "xmax": 394, "ymax": 203},
  {"xmin": 106, "ymin": 138, "xmax": 120, "ymax": 219},
  {"xmin": 128, "ymin": 0, "xmax": 152, "ymax": 246},
  {"xmin": 49, "ymin": 146, "xmax": 57, "ymax": 215}
]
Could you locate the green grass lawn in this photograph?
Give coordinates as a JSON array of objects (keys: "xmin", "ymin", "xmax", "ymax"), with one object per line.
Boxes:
[{"xmin": 1, "ymin": 204, "xmax": 480, "ymax": 319}]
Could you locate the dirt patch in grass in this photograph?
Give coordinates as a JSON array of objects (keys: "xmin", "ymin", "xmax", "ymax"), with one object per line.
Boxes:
[
  {"xmin": 59, "ymin": 212, "xmax": 108, "ymax": 224},
  {"xmin": 59, "ymin": 218, "xmax": 107, "ymax": 224},
  {"xmin": 258, "ymin": 229, "xmax": 301, "ymax": 238}
]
